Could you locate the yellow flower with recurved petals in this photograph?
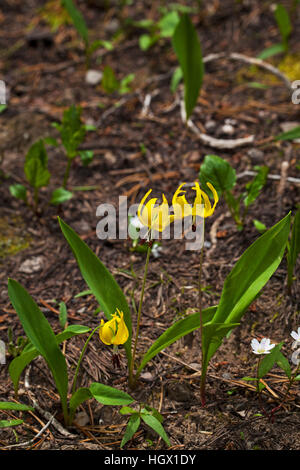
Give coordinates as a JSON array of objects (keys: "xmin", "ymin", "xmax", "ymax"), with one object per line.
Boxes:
[
  {"xmin": 172, "ymin": 181, "xmax": 218, "ymax": 221},
  {"xmin": 99, "ymin": 309, "xmax": 129, "ymax": 345},
  {"xmin": 137, "ymin": 189, "xmax": 172, "ymax": 232}
]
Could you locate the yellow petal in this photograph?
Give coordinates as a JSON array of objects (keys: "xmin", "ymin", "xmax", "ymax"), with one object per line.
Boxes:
[{"xmin": 99, "ymin": 318, "xmax": 116, "ymax": 345}]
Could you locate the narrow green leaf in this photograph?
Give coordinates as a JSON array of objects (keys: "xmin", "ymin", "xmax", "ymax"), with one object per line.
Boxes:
[
  {"xmin": 136, "ymin": 306, "xmax": 217, "ymax": 377},
  {"xmin": 274, "ymin": 3, "xmax": 292, "ymax": 45},
  {"xmin": 89, "ymin": 383, "xmax": 134, "ymax": 406},
  {"xmin": 243, "ymin": 165, "xmax": 269, "ymax": 208},
  {"xmin": 0, "ymin": 402, "xmax": 34, "ymax": 411},
  {"xmin": 141, "ymin": 413, "xmax": 170, "ymax": 447},
  {"xmin": 9, "ymin": 325, "xmax": 90, "ymax": 396},
  {"xmin": 59, "ymin": 301, "xmax": 68, "ymax": 329},
  {"xmin": 7, "ymin": 279, "xmax": 69, "ymax": 420},
  {"xmin": 275, "ymin": 126, "xmax": 300, "ymax": 141},
  {"xmin": 257, "ymin": 43, "xmax": 286, "ymax": 60},
  {"xmin": 287, "ymin": 208, "xmax": 300, "ymax": 286},
  {"xmin": 172, "ymin": 13, "xmax": 204, "ymax": 120},
  {"xmin": 0, "ymin": 419, "xmax": 24, "ymax": 428},
  {"xmin": 120, "ymin": 414, "xmax": 140, "ymax": 448},
  {"xmin": 204, "ymin": 213, "xmax": 291, "ymax": 367},
  {"xmin": 58, "ymin": 217, "xmax": 132, "ymax": 364},
  {"xmin": 61, "ymin": 0, "xmax": 89, "ymax": 45}
]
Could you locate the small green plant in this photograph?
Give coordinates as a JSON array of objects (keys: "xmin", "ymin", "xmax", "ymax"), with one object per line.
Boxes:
[
  {"xmin": 7, "ymin": 328, "xmax": 29, "ymax": 359},
  {"xmin": 9, "ymin": 139, "xmax": 50, "ymax": 212},
  {"xmin": 199, "ymin": 154, "xmax": 269, "ymax": 230},
  {"xmin": 245, "ymin": 330, "xmax": 300, "ymax": 419},
  {"xmin": 51, "ymin": 104, "xmax": 94, "ymax": 190},
  {"xmin": 101, "ymin": 65, "xmax": 135, "ymax": 94},
  {"xmin": 61, "ymin": 0, "xmax": 113, "ymax": 68},
  {"xmin": 120, "ymin": 404, "xmax": 170, "ymax": 448},
  {"xmin": 133, "ymin": 10, "xmax": 180, "ymax": 51},
  {"xmin": 258, "ymin": 3, "xmax": 292, "ymax": 59}
]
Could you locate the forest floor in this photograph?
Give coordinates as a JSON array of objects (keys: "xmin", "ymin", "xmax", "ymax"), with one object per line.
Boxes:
[{"xmin": 0, "ymin": 0, "xmax": 299, "ymax": 451}]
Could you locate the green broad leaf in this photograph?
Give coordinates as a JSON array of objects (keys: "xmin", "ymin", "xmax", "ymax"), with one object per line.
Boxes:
[
  {"xmin": 59, "ymin": 301, "xmax": 68, "ymax": 329},
  {"xmin": 136, "ymin": 306, "xmax": 217, "ymax": 377},
  {"xmin": 0, "ymin": 402, "xmax": 34, "ymax": 411},
  {"xmin": 243, "ymin": 165, "xmax": 269, "ymax": 209},
  {"xmin": 7, "ymin": 279, "xmax": 69, "ymax": 421},
  {"xmin": 24, "ymin": 140, "xmax": 50, "ymax": 189},
  {"xmin": 158, "ymin": 11, "xmax": 180, "ymax": 37},
  {"xmin": 199, "ymin": 154, "xmax": 236, "ymax": 197},
  {"xmin": 275, "ymin": 126, "xmax": 300, "ymax": 141},
  {"xmin": 9, "ymin": 184, "xmax": 27, "ymax": 202},
  {"xmin": 172, "ymin": 13, "xmax": 204, "ymax": 120},
  {"xmin": 258, "ymin": 342, "xmax": 284, "ymax": 379},
  {"xmin": 0, "ymin": 419, "xmax": 24, "ymax": 428},
  {"xmin": 170, "ymin": 66, "xmax": 183, "ymax": 93},
  {"xmin": 69, "ymin": 387, "xmax": 92, "ymax": 423},
  {"xmin": 58, "ymin": 217, "xmax": 132, "ymax": 364},
  {"xmin": 102, "ymin": 65, "xmax": 119, "ymax": 93},
  {"xmin": 274, "ymin": 3, "xmax": 292, "ymax": 46},
  {"xmin": 50, "ymin": 187, "xmax": 73, "ymax": 205},
  {"xmin": 61, "ymin": 0, "xmax": 89, "ymax": 45},
  {"xmin": 204, "ymin": 213, "xmax": 291, "ymax": 367},
  {"xmin": 141, "ymin": 413, "xmax": 170, "ymax": 447},
  {"xmin": 121, "ymin": 414, "xmax": 141, "ymax": 448},
  {"xmin": 0, "ymin": 104, "xmax": 7, "ymax": 113},
  {"xmin": 287, "ymin": 208, "xmax": 300, "ymax": 287},
  {"xmin": 89, "ymin": 383, "xmax": 134, "ymax": 406},
  {"xmin": 56, "ymin": 105, "xmax": 86, "ymax": 158}
]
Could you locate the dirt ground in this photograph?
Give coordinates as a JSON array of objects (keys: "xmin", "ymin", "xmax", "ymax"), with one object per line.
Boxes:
[{"xmin": 0, "ymin": 0, "xmax": 299, "ymax": 451}]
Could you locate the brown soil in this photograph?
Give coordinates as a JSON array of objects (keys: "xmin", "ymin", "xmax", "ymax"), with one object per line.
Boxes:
[{"xmin": 0, "ymin": 0, "xmax": 299, "ymax": 451}]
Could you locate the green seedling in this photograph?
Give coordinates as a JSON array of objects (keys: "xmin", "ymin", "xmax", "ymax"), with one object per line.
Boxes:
[
  {"xmin": 133, "ymin": 10, "xmax": 180, "ymax": 51},
  {"xmin": 0, "ymin": 402, "xmax": 34, "ymax": 429},
  {"xmin": 101, "ymin": 65, "xmax": 135, "ymax": 94},
  {"xmin": 61, "ymin": 0, "xmax": 113, "ymax": 68},
  {"xmin": 199, "ymin": 154, "xmax": 269, "ymax": 230},
  {"xmin": 51, "ymin": 104, "xmax": 94, "ymax": 190},
  {"xmin": 258, "ymin": 3, "xmax": 292, "ymax": 59},
  {"xmin": 9, "ymin": 139, "xmax": 50, "ymax": 212}
]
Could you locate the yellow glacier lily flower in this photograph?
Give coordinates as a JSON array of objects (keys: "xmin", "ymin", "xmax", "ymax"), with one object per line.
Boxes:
[
  {"xmin": 137, "ymin": 189, "xmax": 172, "ymax": 232},
  {"xmin": 172, "ymin": 181, "xmax": 219, "ymax": 220},
  {"xmin": 99, "ymin": 309, "xmax": 129, "ymax": 345}
]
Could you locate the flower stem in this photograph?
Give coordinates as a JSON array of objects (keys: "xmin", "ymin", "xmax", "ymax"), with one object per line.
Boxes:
[
  {"xmin": 71, "ymin": 325, "xmax": 100, "ymax": 396},
  {"xmin": 129, "ymin": 243, "xmax": 151, "ymax": 388},
  {"xmin": 199, "ymin": 219, "xmax": 206, "ymax": 406}
]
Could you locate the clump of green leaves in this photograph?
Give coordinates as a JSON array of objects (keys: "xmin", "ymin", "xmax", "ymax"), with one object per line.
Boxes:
[
  {"xmin": 199, "ymin": 154, "xmax": 269, "ymax": 230},
  {"xmin": 9, "ymin": 139, "xmax": 50, "ymax": 212},
  {"xmin": 101, "ymin": 66, "xmax": 135, "ymax": 94},
  {"xmin": 51, "ymin": 104, "xmax": 94, "ymax": 191},
  {"xmin": 133, "ymin": 10, "xmax": 180, "ymax": 51},
  {"xmin": 120, "ymin": 404, "xmax": 170, "ymax": 448},
  {"xmin": 61, "ymin": 0, "xmax": 113, "ymax": 68}
]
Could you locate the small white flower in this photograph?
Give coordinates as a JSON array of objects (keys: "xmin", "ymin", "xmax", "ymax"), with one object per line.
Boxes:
[
  {"xmin": 251, "ymin": 337, "xmax": 276, "ymax": 355},
  {"xmin": 129, "ymin": 215, "xmax": 144, "ymax": 230},
  {"xmin": 291, "ymin": 327, "xmax": 300, "ymax": 349},
  {"xmin": 291, "ymin": 348, "xmax": 300, "ymax": 366},
  {"xmin": 151, "ymin": 243, "xmax": 163, "ymax": 259}
]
